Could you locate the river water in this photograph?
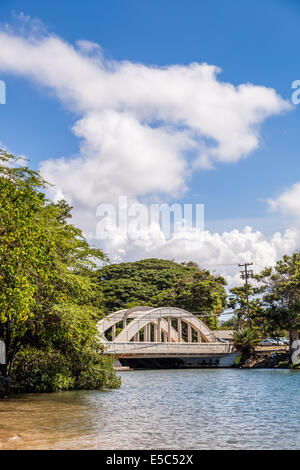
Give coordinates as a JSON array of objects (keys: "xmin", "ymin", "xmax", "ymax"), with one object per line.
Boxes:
[{"xmin": 0, "ymin": 369, "xmax": 299, "ymax": 450}]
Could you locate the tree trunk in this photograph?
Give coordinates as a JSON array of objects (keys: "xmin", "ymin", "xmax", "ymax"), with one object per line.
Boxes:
[
  {"xmin": 289, "ymin": 328, "xmax": 299, "ymax": 355},
  {"xmin": 8, "ymin": 339, "xmax": 18, "ymax": 377}
]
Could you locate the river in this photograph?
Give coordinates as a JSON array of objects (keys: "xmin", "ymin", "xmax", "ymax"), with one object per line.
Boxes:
[{"xmin": 0, "ymin": 369, "xmax": 299, "ymax": 450}]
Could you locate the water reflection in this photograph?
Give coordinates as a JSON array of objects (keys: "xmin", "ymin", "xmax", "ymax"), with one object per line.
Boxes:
[{"xmin": 0, "ymin": 369, "xmax": 299, "ymax": 449}]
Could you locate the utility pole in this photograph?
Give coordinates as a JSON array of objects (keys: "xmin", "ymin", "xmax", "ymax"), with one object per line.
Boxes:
[{"xmin": 239, "ymin": 262, "xmax": 254, "ymax": 328}]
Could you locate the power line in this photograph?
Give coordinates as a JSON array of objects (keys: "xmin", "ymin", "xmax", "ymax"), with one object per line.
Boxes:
[{"xmin": 200, "ymin": 262, "xmax": 240, "ymax": 267}]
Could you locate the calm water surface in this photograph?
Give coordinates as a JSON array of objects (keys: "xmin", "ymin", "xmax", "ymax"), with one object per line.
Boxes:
[{"xmin": 0, "ymin": 369, "xmax": 299, "ymax": 450}]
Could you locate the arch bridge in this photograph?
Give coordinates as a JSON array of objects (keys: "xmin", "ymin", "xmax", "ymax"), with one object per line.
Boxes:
[
  {"xmin": 97, "ymin": 307, "xmax": 237, "ymax": 367},
  {"xmin": 97, "ymin": 306, "xmax": 217, "ymax": 344}
]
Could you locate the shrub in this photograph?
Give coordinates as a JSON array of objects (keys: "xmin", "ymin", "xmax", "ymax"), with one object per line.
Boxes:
[
  {"xmin": 233, "ymin": 327, "xmax": 261, "ymax": 356},
  {"xmin": 71, "ymin": 349, "xmax": 121, "ymax": 390},
  {"xmin": 11, "ymin": 345, "xmax": 120, "ymax": 393},
  {"xmin": 11, "ymin": 346, "xmax": 74, "ymax": 393},
  {"xmin": 76, "ymin": 363, "xmax": 120, "ymax": 390}
]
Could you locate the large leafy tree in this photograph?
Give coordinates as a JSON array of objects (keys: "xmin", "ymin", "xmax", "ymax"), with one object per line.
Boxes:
[
  {"xmin": 0, "ymin": 151, "xmax": 119, "ymax": 391},
  {"xmin": 0, "ymin": 151, "xmax": 54, "ymax": 366},
  {"xmin": 97, "ymin": 259, "xmax": 227, "ymax": 329},
  {"xmin": 153, "ymin": 270, "xmax": 227, "ymax": 329},
  {"xmin": 96, "ymin": 259, "xmax": 198, "ymax": 312},
  {"xmin": 256, "ymin": 253, "xmax": 300, "ymax": 354},
  {"xmin": 228, "ymin": 284, "xmax": 264, "ymax": 330}
]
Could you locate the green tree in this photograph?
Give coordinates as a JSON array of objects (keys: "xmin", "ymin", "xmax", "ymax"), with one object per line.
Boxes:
[
  {"xmin": 97, "ymin": 259, "xmax": 227, "ymax": 329},
  {"xmin": 0, "ymin": 151, "xmax": 54, "ymax": 370},
  {"xmin": 219, "ymin": 316, "xmax": 238, "ymax": 330},
  {"xmin": 228, "ymin": 284, "xmax": 264, "ymax": 330},
  {"xmin": 153, "ymin": 270, "xmax": 227, "ymax": 329},
  {"xmin": 0, "ymin": 151, "xmax": 119, "ymax": 392},
  {"xmin": 256, "ymin": 253, "xmax": 300, "ymax": 354},
  {"xmin": 233, "ymin": 327, "xmax": 261, "ymax": 357},
  {"xmin": 97, "ymin": 259, "xmax": 198, "ymax": 312}
]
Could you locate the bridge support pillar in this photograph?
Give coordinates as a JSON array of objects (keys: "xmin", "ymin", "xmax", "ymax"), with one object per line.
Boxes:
[
  {"xmin": 148, "ymin": 323, "xmax": 151, "ymax": 342},
  {"xmin": 154, "ymin": 325, "xmax": 157, "ymax": 342},
  {"xmin": 197, "ymin": 331, "xmax": 202, "ymax": 343},
  {"xmin": 157, "ymin": 318, "xmax": 161, "ymax": 342},
  {"xmin": 177, "ymin": 319, "xmax": 182, "ymax": 342},
  {"xmin": 144, "ymin": 323, "xmax": 151, "ymax": 342},
  {"xmin": 168, "ymin": 317, "xmax": 172, "ymax": 342},
  {"xmin": 188, "ymin": 324, "xmax": 192, "ymax": 342},
  {"xmin": 112, "ymin": 324, "xmax": 116, "ymax": 340}
]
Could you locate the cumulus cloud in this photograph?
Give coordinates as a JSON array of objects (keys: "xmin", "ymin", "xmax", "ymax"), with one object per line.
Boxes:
[
  {"xmin": 148, "ymin": 227, "xmax": 300, "ymax": 285},
  {"xmin": 91, "ymin": 215, "xmax": 300, "ymax": 286},
  {"xmin": 0, "ymin": 23, "xmax": 291, "ymax": 208},
  {"xmin": 268, "ymin": 182, "xmax": 300, "ymax": 220},
  {"xmin": 0, "ymin": 18, "xmax": 296, "ymax": 283}
]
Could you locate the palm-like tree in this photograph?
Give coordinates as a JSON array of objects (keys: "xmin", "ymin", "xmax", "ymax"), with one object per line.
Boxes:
[{"xmin": 233, "ymin": 327, "xmax": 261, "ymax": 356}]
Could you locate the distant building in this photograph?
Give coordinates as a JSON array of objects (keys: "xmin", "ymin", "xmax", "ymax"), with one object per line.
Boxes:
[{"xmin": 215, "ymin": 330, "xmax": 235, "ymax": 341}]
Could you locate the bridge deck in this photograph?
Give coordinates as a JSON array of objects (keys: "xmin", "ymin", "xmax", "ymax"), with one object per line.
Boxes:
[{"xmin": 102, "ymin": 341, "xmax": 236, "ymax": 357}]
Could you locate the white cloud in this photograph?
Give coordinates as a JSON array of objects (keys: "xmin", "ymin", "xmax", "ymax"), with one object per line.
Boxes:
[
  {"xmin": 90, "ymin": 217, "xmax": 300, "ymax": 286},
  {"xmin": 268, "ymin": 182, "xmax": 300, "ymax": 220},
  {"xmin": 0, "ymin": 19, "xmax": 296, "ymax": 284},
  {"xmin": 0, "ymin": 23, "xmax": 291, "ymax": 209}
]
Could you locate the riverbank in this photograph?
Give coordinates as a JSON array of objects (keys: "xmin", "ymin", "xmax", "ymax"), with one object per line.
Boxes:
[{"xmin": 238, "ymin": 350, "xmax": 292, "ymax": 369}]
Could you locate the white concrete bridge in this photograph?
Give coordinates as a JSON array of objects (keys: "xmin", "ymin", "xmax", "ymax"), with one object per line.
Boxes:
[
  {"xmin": 97, "ymin": 306, "xmax": 217, "ymax": 344},
  {"xmin": 97, "ymin": 307, "xmax": 237, "ymax": 368}
]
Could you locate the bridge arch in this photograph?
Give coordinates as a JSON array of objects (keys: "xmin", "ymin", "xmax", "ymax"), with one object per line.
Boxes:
[
  {"xmin": 97, "ymin": 306, "xmax": 216, "ymax": 343},
  {"xmin": 97, "ymin": 307, "xmax": 179, "ymax": 343}
]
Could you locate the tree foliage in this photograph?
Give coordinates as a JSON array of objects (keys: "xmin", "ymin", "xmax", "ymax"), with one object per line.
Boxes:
[
  {"xmin": 256, "ymin": 253, "xmax": 300, "ymax": 351},
  {"xmin": 0, "ymin": 151, "xmax": 119, "ymax": 392},
  {"xmin": 228, "ymin": 284, "xmax": 264, "ymax": 330},
  {"xmin": 233, "ymin": 327, "xmax": 261, "ymax": 356},
  {"xmin": 97, "ymin": 259, "xmax": 198, "ymax": 311},
  {"xmin": 97, "ymin": 259, "xmax": 227, "ymax": 329},
  {"xmin": 152, "ymin": 270, "xmax": 227, "ymax": 329}
]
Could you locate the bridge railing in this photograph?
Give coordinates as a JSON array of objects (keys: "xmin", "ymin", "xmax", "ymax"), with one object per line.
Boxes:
[{"xmin": 101, "ymin": 341, "xmax": 235, "ymax": 355}]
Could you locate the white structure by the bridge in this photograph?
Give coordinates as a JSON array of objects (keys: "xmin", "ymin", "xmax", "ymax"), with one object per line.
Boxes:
[{"xmin": 97, "ymin": 306, "xmax": 217, "ymax": 344}]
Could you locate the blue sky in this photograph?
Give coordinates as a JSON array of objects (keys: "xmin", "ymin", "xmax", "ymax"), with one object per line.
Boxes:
[{"xmin": 0, "ymin": 0, "xmax": 299, "ymax": 282}]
